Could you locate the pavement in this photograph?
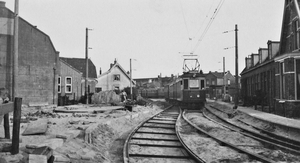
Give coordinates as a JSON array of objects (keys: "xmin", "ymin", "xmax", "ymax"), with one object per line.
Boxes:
[{"xmin": 210, "ymin": 99, "xmax": 300, "ymax": 130}]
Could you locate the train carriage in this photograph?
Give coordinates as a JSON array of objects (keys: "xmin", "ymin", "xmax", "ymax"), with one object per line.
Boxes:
[{"xmin": 164, "ymin": 72, "xmax": 206, "ymax": 109}]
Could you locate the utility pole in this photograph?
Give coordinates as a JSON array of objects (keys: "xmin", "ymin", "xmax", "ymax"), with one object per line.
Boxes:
[
  {"xmin": 130, "ymin": 59, "xmax": 132, "ymax": 100},
  {"xmin": 223, "ymin": 57, "xmax": 226, "ymax": 96},
  {"xmin": 235, "ymin": 24, "xmax": 239, "ymax": 108},
  {"xmin": 13, "ymin": 0, "xmax": 19, "ymax": 99},
  {"xmin": 85, "ymin": 28, "xmax": 89, "ymax": 104}
]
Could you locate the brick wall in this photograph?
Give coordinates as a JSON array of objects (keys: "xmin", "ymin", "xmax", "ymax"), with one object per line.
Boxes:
[{"xmin": 0, "ymin": 6, "xmax": 58, "ymax": 105}]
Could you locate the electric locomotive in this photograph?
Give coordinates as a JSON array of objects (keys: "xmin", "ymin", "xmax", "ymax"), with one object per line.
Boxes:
[{"xmin": 164, "ymin": 58, "xmax": 206, "ymax": 109}]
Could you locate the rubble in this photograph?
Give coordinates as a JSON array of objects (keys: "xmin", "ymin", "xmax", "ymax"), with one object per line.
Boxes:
[{"xmin": 0, "ymin": 99, "xmax": 166, "ymax": 163}]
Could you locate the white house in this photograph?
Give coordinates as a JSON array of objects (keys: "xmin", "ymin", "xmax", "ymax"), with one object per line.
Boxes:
[{"xmin": 96, "ymin": 59, "xmax": 135, "ymax": 92}]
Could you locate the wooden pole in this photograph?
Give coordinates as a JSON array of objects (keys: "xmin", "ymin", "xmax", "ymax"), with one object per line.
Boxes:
[
  {"xmin": 85, "ymin": 28, "xmax": 89, "ymax": 104},
  {"xmin": 3, "ymin": 113, "xmax": 10, "ymax": 139},
  {"xmin": 130, "ymin": 59, "xmax": 132, "ymax": 100},
  {"xmin": 11, "ymin": 97, "xmax": 22, "ymax": 155},
  {"xmin": 234, "ymin": 24, "xmax": 239, "ymax": 108}
]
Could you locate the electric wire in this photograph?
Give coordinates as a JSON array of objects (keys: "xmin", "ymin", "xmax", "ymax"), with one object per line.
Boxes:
[
  {"xmin": 178, "ymin": 0, "xmax": 190, "ymax": 39},
  {"xmin": 191, "ymin": 0, "xmax": 225, "ymax": 54}
]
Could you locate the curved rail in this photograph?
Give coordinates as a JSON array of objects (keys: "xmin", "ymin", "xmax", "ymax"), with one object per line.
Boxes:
[
  {"xmin": 205, "ymin": 105, "xmax": 300, "ymax": 155},
  {"xmin": 182, "ymin": 109, "xmax": 275, "ymax": 163},
  {"xmin": 123, "ymin": 105, "xmax": 205, "ymax": 163}
]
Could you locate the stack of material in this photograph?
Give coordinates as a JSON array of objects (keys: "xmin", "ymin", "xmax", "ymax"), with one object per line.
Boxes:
[{"xmin": 91, "ymin": 90, "xmax": 121, "ymax": 104}]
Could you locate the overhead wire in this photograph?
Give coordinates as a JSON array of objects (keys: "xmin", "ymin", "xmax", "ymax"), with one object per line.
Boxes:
[
  {"xmin": 178, "ymin": 0, "xmax": 190, "ymax": 39},
  {"xmin": 191, "ymin": 0, "xmax": 225, "ymax": 54}
]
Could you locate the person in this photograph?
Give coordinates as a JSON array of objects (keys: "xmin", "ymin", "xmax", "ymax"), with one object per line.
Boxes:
[
  {"xmin": 122, "ymin": 90, "xmax": 127, "ymax": 102},
  {"xmin": 228, "ymin": 105, "xmax": 238, "ymax": 119}
]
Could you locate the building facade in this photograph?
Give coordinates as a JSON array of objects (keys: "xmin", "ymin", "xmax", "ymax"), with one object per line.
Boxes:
[
  {"xmin": 96, "ymin": 59, "xmax": 135, "ymax": 92},
  {"xmin": 273, "ymin": 0, "xmax": 300, "ymax": 117},
  {"xmin": 0, "ymin": 2, "xmax": 59, "ymax": 105},
  {"xmin": 60, "ymin": 57, "xmax": 97, "ymax": 98},
  {"xmin": 58, "ymin": 59, "xmax": 83, "ymax": 101},
  {"xmin": 240, "ymin": 42, "xmax": 279, "ymax": 110}
]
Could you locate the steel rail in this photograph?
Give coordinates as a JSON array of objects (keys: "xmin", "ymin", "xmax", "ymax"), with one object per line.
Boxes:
[
  {"xmin": 205, "ymin": 105, "xmax": 300, "ymax": 155},
  {"xmin": 182, "ymin": 109, "xmax": 275, "ymax": 163},
  {"xmin": 123, "ymin": 105, "xmax": 205, "ymax": 163}
]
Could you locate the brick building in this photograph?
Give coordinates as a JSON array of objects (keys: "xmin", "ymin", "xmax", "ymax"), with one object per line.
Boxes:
[
  {"xmin": 274, "ymin": 0, "xmax": 300, "ymax": 117},
  {"xmin": 0, "ymin": 2, "xmax": 59, "ymax": 105},
  {"xmin": 59, "ymin": 57, "xmax": 97, "ymax": 100},
  {"xmin": 241, "ymin": 0, "xmax": 300, "ymax": 118},
  {"xmin": 240, "ymin": 42, "xmax": 280, "ymax": 110}
]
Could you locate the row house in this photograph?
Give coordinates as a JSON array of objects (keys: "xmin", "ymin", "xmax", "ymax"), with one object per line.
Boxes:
[
  {"xmin": 240, "ymin": 41, "xmax": 280, "ymax": 111},
  {"xmin": 274, "ymin": 0, "xmax": 300, "ymax": 117},
  {"xmin": 241, "ymin": 0, "xmax": 300, "ymax": 118}
]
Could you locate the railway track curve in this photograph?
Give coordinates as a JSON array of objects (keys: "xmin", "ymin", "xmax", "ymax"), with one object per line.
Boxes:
[{"xmin": 123, "ymin": 105, "xmax": 205, "ymax": 163}]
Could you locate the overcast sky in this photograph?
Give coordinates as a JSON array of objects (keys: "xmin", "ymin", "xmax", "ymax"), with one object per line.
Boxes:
[{"xmin": 5, "ymin": 0, "xmax": 284, "ymax": 78}]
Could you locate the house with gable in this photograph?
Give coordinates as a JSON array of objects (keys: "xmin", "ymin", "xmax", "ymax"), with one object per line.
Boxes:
[
  {"xmin": 96, "ymin": 59, "xmax": 135, "ymax": 92},
  {"xmin": 0, "ymin": 2, "xmax": 59, "ymax": 105},
  {"xmin": 273, "ymin": 0, "xmax": 300, "ymax": 116},
  {"xmin": 57, "ymin": 58, "xmax": 83, "ymax": 104},
  {"xmin": 205, "ymin": 71, "xmax": 225, "ymax": 99},
  {"xmin": 59, "ymin": 57, "xmax": 97, "ymax": 102}
]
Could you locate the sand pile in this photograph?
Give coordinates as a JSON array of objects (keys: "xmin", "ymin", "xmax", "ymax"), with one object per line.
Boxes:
[{"xmin": 92, "ymin": 91, "xmax": 121, "ymax": 104}]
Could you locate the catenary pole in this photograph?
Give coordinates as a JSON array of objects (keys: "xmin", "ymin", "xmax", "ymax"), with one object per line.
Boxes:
[
  {"xmin": 130, "ymin": 58, "xmax": 132, "ymax": 100},
  {"xmin": 235, "ymin": 24, "xmax": 239, "ymax": 108},
  {"xmin": 85, "ymin": 28, "xmax": 89, "ymax": 104},
  {"xmin": 13, "ymin": 0, "xmax": 19, "ymax": 99},
  {"xmin": 223, "ymin": 57, "xmax": 225, "ymax": 95}
]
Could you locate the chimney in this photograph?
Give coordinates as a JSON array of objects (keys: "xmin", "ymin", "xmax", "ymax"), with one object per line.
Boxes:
[
  {"xmin": 114, "ymin": 58, "xmax": 117, "ymax": 64},
  {"xmin": 0, "ymin": 1, "xmax": 5, "ymax": 8},
  {"xmin": 99, "ymin": 68, "xmax": 102, "ymax": 75}
]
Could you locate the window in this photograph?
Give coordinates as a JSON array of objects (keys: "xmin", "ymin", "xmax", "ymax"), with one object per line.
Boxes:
[
  {"xmin": 212, "ymin": 80, "xmax": 215, "ymax": 85},
  {"xmin": 296, "ymin": 59, "xmax": 300, "ymax": 100},
  {"xmin": 65, "ymin": 77, "xmax": 72, "ymax": 93},
  {"xmin": 58, "ymin": 76, "xmax": 61, "ymax": 93},
  {"xmin": 293, "ymin": 20, "xmax": 300, "ymax": 50},
  {"xmin": 200, "ymin": 79, "xmax": 205, "ymax": 89},
  {"xmin": 189, "ymin": 79, "xmax": 199, "ymax": 88},
  {"xmin": 114, "ymin": 74, "xmax": 120, "ymax": 81},
  {"xmin": 183, "ymin": 79, "xmax": 188, "ymax": 89},
  {"xmin": 96, "ymin": 87, "xmax": 102, "ymax": 93},
  {"xmin": 227, "ymin": 79, "xmax": 230, "ymax": 85}
]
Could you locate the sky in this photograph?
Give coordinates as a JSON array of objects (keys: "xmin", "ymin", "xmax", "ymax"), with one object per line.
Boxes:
[{"xmin": 5, "ymin": 0, "xmax": 284, "ymax": 78}]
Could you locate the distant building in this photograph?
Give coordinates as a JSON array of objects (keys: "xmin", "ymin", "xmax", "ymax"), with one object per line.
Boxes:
[
  {"xmin": 60, "ymin": 57, "xmax": 97, "ymax": 97},
  {"xmin": 205, "ymin": 71, "xmax": 239, "ymax": 100},
  {"xmin": 240, "ymin": 42, "xmax": 279, "ymax": 109},
  {"xmin": 134, "ymin": 75, "xmax": 174, "ymax": 89},
  {"xmin": 0, "ymin": 2, "xmax": 59, "ymax": 105},
  {"xmin": 58, "ymin": 59, "xmax": 83, "ymax": 102},
  {"xmin": 96, "ymin": 59, "xmax": 135, "ymax": 92},
  {"xmin": 205, "ymin": 71, "xmax": 224, "ymax": 99}
]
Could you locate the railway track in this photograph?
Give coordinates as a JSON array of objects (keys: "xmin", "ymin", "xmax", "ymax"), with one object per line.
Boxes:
[
  {"xmin": 204, "ymin": 105, "xmax": 300, "ymax": 155},
  {"xmin": 123, "ymin": 105, "xmax": 204, "ymax": 163},
  {"xmin": 182, "ymin": 109, "xmax": 275, "ymax": 163}
]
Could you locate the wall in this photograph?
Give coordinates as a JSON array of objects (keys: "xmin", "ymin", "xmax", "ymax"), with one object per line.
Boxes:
[
  {"xmin": 0, "ymin": 5, "xmax": 58, "ymax": 105},
  {"xmin": 58, "ymin": 60, "xmax": 82, "ymax": 100},
  {"xmin": 96, "ymin": 66, "xmax": 133, "ymax": 91}
]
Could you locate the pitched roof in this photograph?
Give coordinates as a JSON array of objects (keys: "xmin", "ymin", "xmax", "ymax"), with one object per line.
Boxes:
[
  {"xmin": 60, "ymin": 57, "xmax": 97, "ymax": 78},
  {"xmin": 210, "ymin": 71, "xmax": 224, "ymax": 78},
  {"xmin": 98, "ymin": 61, "xmax": 135, "ymax": 84}
]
